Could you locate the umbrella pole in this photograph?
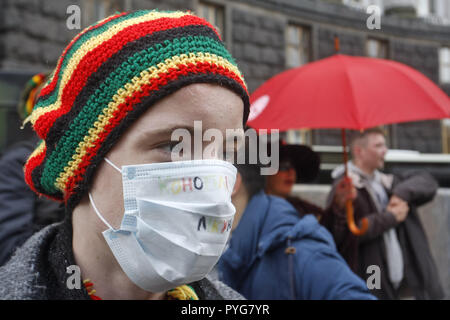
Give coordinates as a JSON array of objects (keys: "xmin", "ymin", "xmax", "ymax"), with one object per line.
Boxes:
[
  {"xmin": 341, "ymin": 129, "xmax": 368, "ymax": 236},
  {"xmin": 341, "ymin": 129, "xmax": 348, "ymax": 176}
]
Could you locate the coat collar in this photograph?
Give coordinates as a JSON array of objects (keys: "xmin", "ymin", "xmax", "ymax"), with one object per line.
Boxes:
[{"xmin": 333, "ymin": 161, "xmax": 394, "ymax": 190}]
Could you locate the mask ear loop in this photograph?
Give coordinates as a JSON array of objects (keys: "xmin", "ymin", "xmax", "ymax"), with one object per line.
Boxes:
[
  {"xmin": 104, "ymin": 157, "xmax": 122, "ymax": 173},
  {"xmin": 89, "ymin": 158, "xmax": 123, "ymax": 231},
  {"xmin": 89, "ymin": 193, "xmax": 116, "ymax": 231}
]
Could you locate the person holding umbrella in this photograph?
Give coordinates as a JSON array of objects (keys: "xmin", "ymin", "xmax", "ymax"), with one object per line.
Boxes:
[{"xmin": 324, "ymin": 128, "xmax": 444, "ymax": 300}]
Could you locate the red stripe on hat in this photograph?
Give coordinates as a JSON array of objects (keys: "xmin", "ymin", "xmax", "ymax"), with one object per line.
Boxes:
[
  {"xmin": 63, "ymin": 62, "xmax": 245, "ymax": 200},
  {"xmin": 24, "ymin": 149, "xmax": 46, "ymax": 195},
  {"xmin": 34, "ymin": 15, "xmax": 216, "ymax": 139},
  {"xmin": 24, "ymin": 146, "xmax": 65, "ymax": 201}
]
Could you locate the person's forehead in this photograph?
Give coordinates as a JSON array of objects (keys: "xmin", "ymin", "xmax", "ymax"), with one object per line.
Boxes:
[
  {"xmin": 367, "ymin": 133, "xmax": 385, "ymax": 143},
  {"xmin": 126, "ymin": 84, "xmax": 244, "ymax": 137}
]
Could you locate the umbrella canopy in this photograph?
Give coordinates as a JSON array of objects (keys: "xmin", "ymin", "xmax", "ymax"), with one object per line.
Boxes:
[{"xmin": 248, "ymin": 54, "xmax": 450, "ymax": 131}]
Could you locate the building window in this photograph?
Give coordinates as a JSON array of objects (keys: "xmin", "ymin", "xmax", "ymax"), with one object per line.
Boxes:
[
  {"xmin": 366, "ymin": 38, "xmax": 389, "ymax": 58},
  {"xmin": 342, "ymin": 0, "xmax": 365, "ymax": 8},
  {"xmin": 285, "ymin": 24, "xmax": 312, "ymax": 146},
  {"xmin": 416, "ymin": 0, "xmax": 440, "ymax": 16},
  {"xmin": 439, "ymin": 47, "xmax": 450, "ymax": 84},
  {"xmin": 83, "ymin": 0, "xmax": 124, "ymax": 27},
  {"xmin": 366, "ymin": 38, "xmax": 396, "ymax": 147},
  {"xmin": 197, "ymin": 2, "xmax": 225, "ymax": 41},
  {"xmin": 286, "ymin": 24, "xmax": 311, "ymax": 69},
  {"xmin": 285, "ymin": 130, "xmax": 313, "ymax": 146},
  {"xmin": 342, "ymin": 0, "xmax": 384, "ymax": 12},
  {"xmin": 415, "ymin": 0, "xmax": 450, "ymax": 25},
  {"xmin": 429, "ymin": 0, "xmax": 437, "ymax": 14},
  {"xmin": 443, "ymin": 119, "xmax": 450, "ymax": 153}
]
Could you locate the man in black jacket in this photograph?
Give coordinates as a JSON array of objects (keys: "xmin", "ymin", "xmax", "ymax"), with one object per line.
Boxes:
[{"xmin": 324, "ymin": 128, "xmax": 444, "ymax": 300}]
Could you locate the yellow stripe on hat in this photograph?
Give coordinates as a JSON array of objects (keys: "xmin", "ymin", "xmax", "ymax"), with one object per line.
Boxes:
[{"xmin": 27, "ymin": 139, "xmax": 46, "ymax": 161}]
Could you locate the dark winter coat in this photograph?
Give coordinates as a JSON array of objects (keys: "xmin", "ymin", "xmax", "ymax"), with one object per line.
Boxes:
[
  {"xmin": 0, "ymin": 137, "xmax": 64, "ymax": 266},
  {"xmin": 324, "ymin": 165, "xmax": 444, "ymax": 300}
]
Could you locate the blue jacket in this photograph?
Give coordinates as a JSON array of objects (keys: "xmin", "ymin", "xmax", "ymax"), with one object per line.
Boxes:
[{"xmin": 218, "ymin": 191, "xmax": 376, "ymax": 300}]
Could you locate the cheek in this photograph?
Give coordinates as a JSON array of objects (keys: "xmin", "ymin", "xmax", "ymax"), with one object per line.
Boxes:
[
  {"xmin": 90, "ymin": 164, "xmax": 125, "ymax": 229},
  {"xmin": 288, "ymin": 170, "xmax": 296, "ymax": 180},
  {"xmin": 277, "ymin": 173, "xmax": 294, "ymax": 189},
  {"xmin": 267, "ymin": 174, "xmax": 283, "ymax": 189},
  {"xmin": 364, "ymin": 149, "xmax": 377, "ymax": 161},
  {"xmin": 280, "ymin": 183, "xmax": 293, "ymax": 195},
  {"xmin": 104, "ymin": 184, "xmax": 125, "ymax": 229},
  {"xmin": 277, "ymin": 172, "xmax": 290, "ymax": 182},
  {"xmin": 267, "ymin": 174, "xmax": 278, "ymax": 186},
  {"xmin": 373, "ymin": 149, "xmax": 384, "ymax": 160}
]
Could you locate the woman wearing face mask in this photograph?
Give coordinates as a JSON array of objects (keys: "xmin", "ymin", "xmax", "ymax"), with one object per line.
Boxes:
[{"xmin": 0, "ymin": 10, "xmax": 249, "ymax": 300}]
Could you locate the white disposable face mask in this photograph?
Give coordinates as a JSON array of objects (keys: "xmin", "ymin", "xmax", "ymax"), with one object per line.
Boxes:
[{"xmin": 89, "ymin": 158, "xmax": 237, "ymax": 293}]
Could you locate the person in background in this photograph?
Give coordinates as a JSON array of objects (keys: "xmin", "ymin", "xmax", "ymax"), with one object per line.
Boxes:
[
  {"xmin": 265, "ymin": 141, "xmax": 351, "ymax": 223},
  {"xmin": 325, "ymin": 127, "xmax": 444, "ymax": 300},
  {"xmin": 217, "ymin": 135, "xmax": 376, "ymax": 300},
  {"xmin": 0, "ymin": 73, "xmax": 64, "ymax": 266}
]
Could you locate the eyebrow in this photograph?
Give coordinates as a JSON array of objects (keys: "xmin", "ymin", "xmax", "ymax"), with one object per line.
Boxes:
[
  {"xmin": 137, "ymin": 124, "xmax": 244, "ymax": 152},
  {"xmin": 137, "ymin": 125, "xmax": 196, "ymax": 142}
]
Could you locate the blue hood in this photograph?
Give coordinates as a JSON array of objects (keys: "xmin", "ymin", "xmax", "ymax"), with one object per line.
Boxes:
[
  {"xmin": 218, "ymin": 191, "xmax": 376, "ymax": 300},
  {"xmin": 220, "ymin": 191, "xmax": 336, "ymax": 284}
]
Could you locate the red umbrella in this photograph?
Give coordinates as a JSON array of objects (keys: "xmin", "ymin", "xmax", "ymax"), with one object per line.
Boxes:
[
  {"xmin": 248, "ymin": 53, "xmax": 450, "ymax": 235},
  {"xmin": 248, "ymin": 54, "xmax": 450, "ymax": 130}
]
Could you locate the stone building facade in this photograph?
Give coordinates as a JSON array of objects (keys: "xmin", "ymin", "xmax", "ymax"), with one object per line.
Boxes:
[{"xmin": 0, "ymin": 0, "xmax": 449, "ymax": 153}]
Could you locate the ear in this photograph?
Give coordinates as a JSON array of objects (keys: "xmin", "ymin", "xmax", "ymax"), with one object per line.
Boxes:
[{"xmin": 232, "ymin": 172, "xmax": 242, "ymax": 197}]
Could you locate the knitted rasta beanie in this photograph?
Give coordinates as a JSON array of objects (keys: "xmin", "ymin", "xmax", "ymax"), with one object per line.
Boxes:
[
  {"xmin": 23, "ymin": 10, "xmax": 249, "ymax": 210},
  {"xmin": 18, "ymin": 73, "xmax": 49, "ymax": 120}
]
